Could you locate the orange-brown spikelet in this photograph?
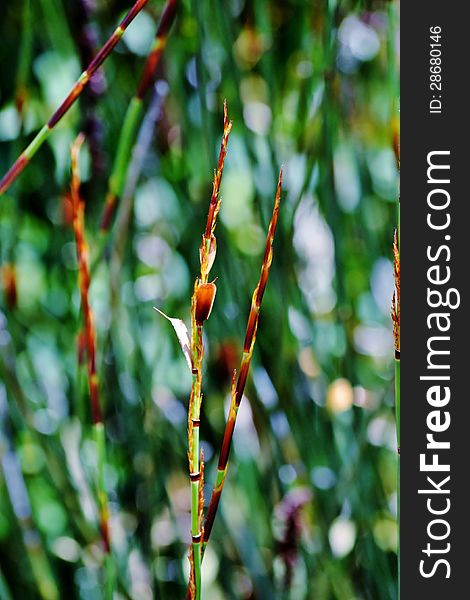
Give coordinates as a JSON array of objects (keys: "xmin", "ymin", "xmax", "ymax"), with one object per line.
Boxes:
[
  {"xmin": 195, "ymin": 282, "xmax": 217, "ymax": 325},
  {"xmin": 188, "ymin": 546, "xmax": 196, "ymax": 599},
  {"xmin": 199, "ymin": 101, "xmax": 232, "ymax": 282}
]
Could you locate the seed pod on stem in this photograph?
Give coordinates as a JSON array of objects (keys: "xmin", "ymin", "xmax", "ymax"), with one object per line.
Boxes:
[
  {"xmin": 184, "ymin": 170, "xmax": 283, "ymax": 600},
  {"xmin": 156, "ymin": 103, "xmax": 231, "ymax": 600},
  {"xmin": 187, "ymin": 104, "xmax": 232, "ymax": 600},
  {"xmin": 195, "ymin": 282, "xmax": 217, "ymax": 325}
]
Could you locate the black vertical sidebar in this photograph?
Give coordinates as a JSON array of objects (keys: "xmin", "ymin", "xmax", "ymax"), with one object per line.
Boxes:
[{"xmin": 401, "ymin": 4, "xmax": 467, "ymax": 599}]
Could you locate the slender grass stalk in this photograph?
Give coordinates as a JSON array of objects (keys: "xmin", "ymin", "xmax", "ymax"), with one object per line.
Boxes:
[
  {"xmin": 391, "ymin": 227, "xmax": 400, "ymax": 598},
  {"xmin": 0, "ymin": 0, "xmax": 151, "ymax": 197},
  {"xmin": 388, "ymin": 6, "xmax": 400, "ymax": 588},
  {"xmin": 88, "ymin": 0, "xmax": 177, "ymax": 277},
  {"xmin": 70, "ymin": 135, "xmax": 113, "ymax": 594},
  {"xmin": 203, "ymin": 169, "xmax": 282, "ymax": 548},
  {"xmin": 184, "ymin": 169, "xmax": 282, "ymax": 600},
  {"xmin": 110, "ymin": 80, "xmax": 169, "ymax": 297},
  {"xmin": 185, "ymin": 101, "xmax": 232, "ymax": 600},
  {"xmin": 392, "ymin": 229, "xmax": 400, "ymax": 445},
  {"xmin": 99, "ymin": 0, "xmax": 177, "ymax": 233}
]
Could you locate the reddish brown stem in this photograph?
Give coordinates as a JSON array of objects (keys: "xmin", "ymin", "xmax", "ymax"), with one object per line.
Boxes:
[
  {"xmin": 0, "ymin": 0, "xmax": 150, "ymax": 196},
  {"xmin": 70, "ymin": 134, "xmax": 101, "ymax": 425},
  {"xmin": 99, "ymin": 0, "xmax": 178, "ymax": 232},
  {"xmin": 180, "ymin": 171, "xmax": 284, "ymax": 600}
]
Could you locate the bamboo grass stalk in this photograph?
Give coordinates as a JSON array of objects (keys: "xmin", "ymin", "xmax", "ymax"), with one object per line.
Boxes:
[
  {"xmin": 184, "ymin": 169, "xmax": 282, "ymax": 600},
  {"xmin": 188, "ymin": 302, "xmax": 203, "ymax": 600},
  {"xmin": 0, "ymin": 0, "xmax": 151, "ymax": 197},
  {"xmin": 186, "ymin": 101, "xmax": 232, "ymax": 600},
  {"xmin": 99, "ymin": 0, "xmax": 177, "ymax": 233},
  {"xmin": 203, "ymin": 169, "xmax": 282, "ymax": 549},
  {"xmin": 70, "ymin": 136, "xmax": 113, "ymax": 592},
  {"xmin": 110, "ymin": 80, "xmax": 168, "ymax": 297}
]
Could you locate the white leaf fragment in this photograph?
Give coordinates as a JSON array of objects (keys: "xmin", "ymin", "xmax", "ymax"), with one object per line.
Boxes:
[{"xmin": 153, "ymin": 307, "xmax": 192, "ymax": 372}]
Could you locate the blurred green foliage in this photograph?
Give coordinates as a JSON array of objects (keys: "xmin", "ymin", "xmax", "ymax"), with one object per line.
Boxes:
[{"xmin": 0, "ymin": 0, "xmax": 399, "ymax": 598}]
